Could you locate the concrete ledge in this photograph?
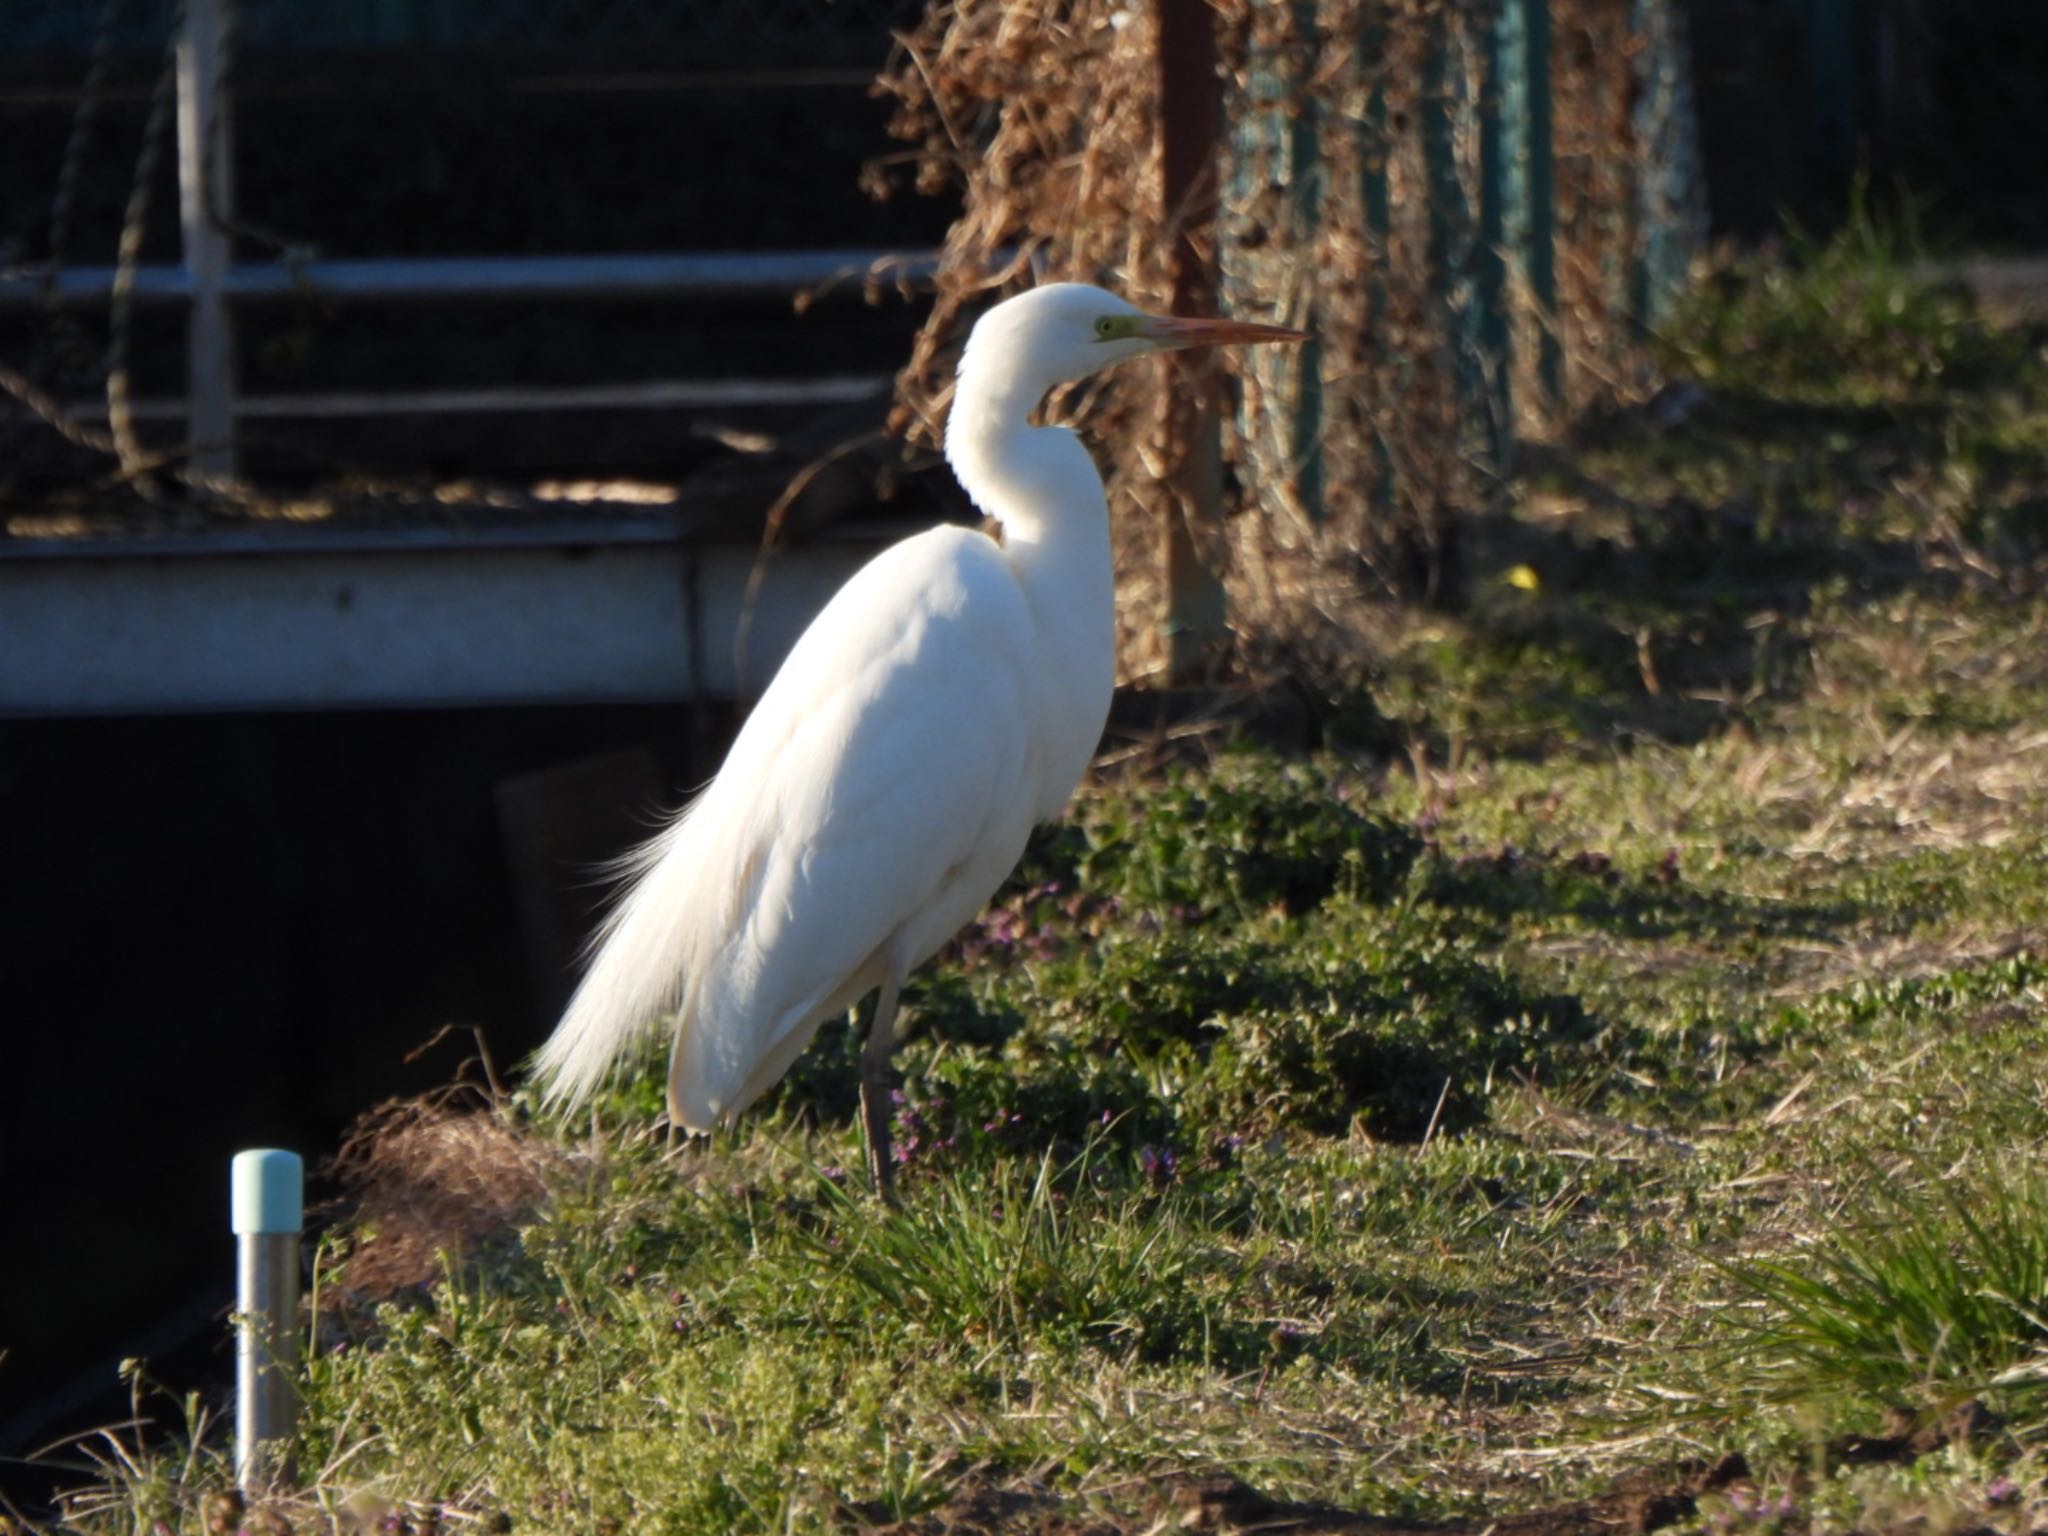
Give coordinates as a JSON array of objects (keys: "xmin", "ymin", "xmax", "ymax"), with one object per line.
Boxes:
[{"xmin": 0, "ymin": 525, "xmax": 885, "ymax": 716}]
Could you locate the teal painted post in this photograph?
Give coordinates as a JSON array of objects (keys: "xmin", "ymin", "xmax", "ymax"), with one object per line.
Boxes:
[
  {"xmin": 1627, "ymin": 0, "xmax": 1653, "ymax": 329},
  {"xmin": 1285, "ymin": 0, "xmax": 1323, "ymax": 521},
  {"xmin": 1629, "ymin": 0, "xmax": 1703, "ymax": 327},
  {"xmin": 1360, "ymin": 13, "xmax": 1395, "ymax": 516},
  {"xmin": 369, "ymin": 0, "xmax": 412, "ymax": 45},
  {"xmin": 1423, "ymin": 16, "xmax": 1499, "ymax": 470},
  {"xmin": 1477, "ymin": 0, "xmax": 1513, "ymax": 441},
  {"xmin": 1497, "ymin": 0, "xmax": 1559, "ymax": 407},
  {"xmin": 1421, "ymin": 31, "xmax": 1453, "ymax": 294},
  {"xmin": 1224, "ymin": 0, "xmax": 1322, "ymax": 518},
  {"xmin": 1527, "ymin": 0, "xmax": 1559, "ymax": 404},
  {"xmin": 1802, "ymin": 0, "xmax": 1857, "ymax": 183},
  {"xmin": 232, "ymin": 1148, "xmax": 302, "ymax": 1492}
]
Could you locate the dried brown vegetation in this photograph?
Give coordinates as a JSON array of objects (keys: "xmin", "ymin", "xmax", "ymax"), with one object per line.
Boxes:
[
  {"xmin": 322, "ymin": 1090, "xmax": 560, "ymax": 1305},
  {"xmin": 870, "ymin": 0, "xmax": 1699, "ymax": 684}
]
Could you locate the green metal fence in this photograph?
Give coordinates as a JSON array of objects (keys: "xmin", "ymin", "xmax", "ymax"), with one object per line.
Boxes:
[{"xmin": 1222, "ymin": 0, "xmax": 1703, "ymax": 571}]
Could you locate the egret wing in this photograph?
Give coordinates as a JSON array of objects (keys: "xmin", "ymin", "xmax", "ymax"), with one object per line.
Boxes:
[{"xmin": 665, "ymin": 527, "xmax": 1038, "ymax": 1124}]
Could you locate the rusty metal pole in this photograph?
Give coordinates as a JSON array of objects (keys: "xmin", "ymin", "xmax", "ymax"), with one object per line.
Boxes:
[{"xmin": 1156, "ymin": 0, "xmax": 1227, "ymax": 683}]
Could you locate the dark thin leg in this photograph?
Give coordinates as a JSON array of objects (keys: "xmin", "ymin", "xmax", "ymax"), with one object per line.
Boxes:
[{"xmin": 858, "ymin": 973, "xmax": 903, "ymax": 1207}]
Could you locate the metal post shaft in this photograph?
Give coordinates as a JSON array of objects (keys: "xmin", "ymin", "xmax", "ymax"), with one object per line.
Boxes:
[{"xmin": 231, "ymin": 1149, "xmax": 301, "ymax": 1492}]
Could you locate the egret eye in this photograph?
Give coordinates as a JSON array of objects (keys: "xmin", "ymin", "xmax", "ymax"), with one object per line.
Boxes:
[{"xmin": 1093, "ymin": 314, "xmax": 1137, "ymax": 341}]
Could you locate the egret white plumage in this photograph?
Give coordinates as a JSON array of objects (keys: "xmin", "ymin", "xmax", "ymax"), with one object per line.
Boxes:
[{"xmin": 533, "ymin": 282, "xmax": 1307, "ymax": 1198}]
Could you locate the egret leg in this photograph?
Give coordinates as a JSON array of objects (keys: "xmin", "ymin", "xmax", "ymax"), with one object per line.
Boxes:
[{"xmin": 858, "ymin": 973, "xmax": 904, "ymax": 1206}]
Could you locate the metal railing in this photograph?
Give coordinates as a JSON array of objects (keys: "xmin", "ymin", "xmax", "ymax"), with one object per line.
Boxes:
[{"xmin": 1, "ymin": 0, "xmax": 934, "ymax": 480}]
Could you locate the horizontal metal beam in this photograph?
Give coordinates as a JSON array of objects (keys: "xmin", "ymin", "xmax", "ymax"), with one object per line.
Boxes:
[
  {"xmin": 0, "ymin": 530, "xmax": 888, "ymax": 715},
  {"xmin": 0, "ymin": 248, "xmax": 940, "ymax": 307},
  {"xmin": 65, "ymin": 374, "xmax": 891, "ymax": 421}
]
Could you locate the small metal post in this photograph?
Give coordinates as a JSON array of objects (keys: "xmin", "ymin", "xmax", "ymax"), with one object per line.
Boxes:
[
  {"xmin": 232, "ymin": 1148, "xmax": 301, "ymax": 1492},
  {"xmin": 176, "ymin": 0, "xmax": 237, "ymax": 478}
]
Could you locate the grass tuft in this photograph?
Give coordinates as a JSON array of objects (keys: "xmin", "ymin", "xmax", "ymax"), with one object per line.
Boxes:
[
  {"xmin": 1719, "ymin": 1151, "xmax": 2048, "ymax": 1417},
  {"xmin": 807, "ymin": 1141, "xmax": 1264, "ymax": 1367}
]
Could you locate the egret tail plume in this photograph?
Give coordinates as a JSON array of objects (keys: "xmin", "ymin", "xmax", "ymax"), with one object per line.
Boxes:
[{"xmin": 531, "ymin": 807, "xmax": 706, "ymax": 1117}]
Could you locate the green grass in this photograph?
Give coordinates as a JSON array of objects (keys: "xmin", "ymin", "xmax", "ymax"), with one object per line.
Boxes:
[
  {"xmin": 1656, "ymin": 187, "xmax": 2024, "ymax": 412},
  {"xmin": 28, "ymin": 228, "xmax": 2048, "ymax": 1535},
  {"xmin": 1717, "ymin": 1150, "xmax": 2048, "ymax": 1415}
]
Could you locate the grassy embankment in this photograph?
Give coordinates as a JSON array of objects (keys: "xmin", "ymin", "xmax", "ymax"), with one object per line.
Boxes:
[{"xmin": 40, "ymin": 225, "xmax": 2048, "ymax": 1536}]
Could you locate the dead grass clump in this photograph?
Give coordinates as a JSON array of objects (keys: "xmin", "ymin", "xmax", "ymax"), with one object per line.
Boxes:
[{"xmin": 323, "ymin": 1090, "xmax": 561, "ymax": 1305}]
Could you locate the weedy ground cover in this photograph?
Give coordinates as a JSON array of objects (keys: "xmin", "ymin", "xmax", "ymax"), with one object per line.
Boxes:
[{"xmin": 30, "ymin": 230, "xmax": 2048, "ymax": 1536}]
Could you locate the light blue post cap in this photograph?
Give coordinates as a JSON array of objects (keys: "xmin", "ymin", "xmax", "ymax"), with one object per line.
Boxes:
[{"xmin": 231, "ymin": 1149, "xmax": 304, "ymax": 1234}]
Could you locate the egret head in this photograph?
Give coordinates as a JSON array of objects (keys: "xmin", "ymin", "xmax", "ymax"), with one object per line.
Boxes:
[{"xmin": 959, "ymin": 282, "xmax": 1308, "ymax": 404}]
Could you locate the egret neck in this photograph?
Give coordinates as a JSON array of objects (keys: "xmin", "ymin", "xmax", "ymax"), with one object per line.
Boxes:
[{"xmin": 945, "ymin": 348, "xmax": 1118, "ymax": 818}]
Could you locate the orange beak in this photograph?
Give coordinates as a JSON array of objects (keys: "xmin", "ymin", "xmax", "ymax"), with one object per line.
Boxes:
[{"xmin": 1143, "ymin": 313, "xmax": 1311, "ymax": 350}]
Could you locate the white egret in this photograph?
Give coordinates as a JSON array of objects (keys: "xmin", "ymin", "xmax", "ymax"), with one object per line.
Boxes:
[{"xmin": 533, "ymin": 282, "xmax": 1307, "ymax": 1198}]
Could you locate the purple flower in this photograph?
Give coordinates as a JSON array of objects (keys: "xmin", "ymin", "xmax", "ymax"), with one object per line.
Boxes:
[
  {"xmin": 889, "ymin": 1096, "xmax": 958, "ymax": 1172},
  {"xmin": 1139, "ymin": 1144, "xmax": 1179, "ymax": 1189},
  {"xmin": 1987, "ymin": 1477, "xmax": 2019, "ymax": 1506}
]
